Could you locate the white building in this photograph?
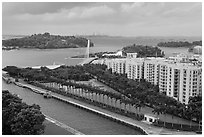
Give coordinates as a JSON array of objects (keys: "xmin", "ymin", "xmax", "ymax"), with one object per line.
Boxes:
[
  {"xmin": 144, "ymin": 114, "xmax": 159, "ymax": 124},
  {"xmin": 144, "ymin": 58, "xmax": 165, "ymax": 85},
  {"xmin": 104, "ymin": 58, "xmax": 126, "ymax": 74},
  {"xmin": 126, "ymin": 58, "xmax": 144, "ymax": 80},
  {"xmin": 127, "ymin": 52, "xmax": 138, "ymax": 58},
  {"xmin": 93, "ymin": 56, "xmax": 202, "ymax": 104},
  {"xmin": 102, "ymin": 50, "xmax": 124, "ymax": 57},
  {"xmin": 164, "ymin": 62, "xmax": 202, "ymax": 104},
  {"xmin": 193, "ymin": 46, "xmax": 202, "ymax": 54}
]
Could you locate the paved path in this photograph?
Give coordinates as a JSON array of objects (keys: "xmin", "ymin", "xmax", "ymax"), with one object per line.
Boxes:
[{"xmin": 15, "ymin": 80, "xmax": 197, "ymax": 135}]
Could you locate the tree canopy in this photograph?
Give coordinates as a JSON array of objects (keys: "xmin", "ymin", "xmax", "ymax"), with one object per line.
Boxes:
[
  {"xmin": 157, "ymin": 40, "xmax": 202, "ymax": 47},
  {"xmin": 122, "ymin": 44, "xmax": 165, "ymax": 57},
  {"xmin": 2, "ymin": 90, "xmax": 45, "ymax": 135},
  {"xmin": 2, "ymin": 32, "xmax": 94, "ymax": 49}
]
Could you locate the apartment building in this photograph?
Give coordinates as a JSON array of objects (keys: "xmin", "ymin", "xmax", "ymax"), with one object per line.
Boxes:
[
  {"xmin": 164, "ymin": 62, "xmax": 202, "ymax": 104},
  {"xmin": 101, "ymin": 56, "xmax": 202, "ymax": 104},
  {"xmin": 143, "ymin": 58, "xmax": 164, "ymax": 85},
  {"xmin": 104, "ymin": 58, "xmax": 126, "ymax": 74},
  {"xmin": 126, "ymin": 58, "xmax": 144, "ymax": 80}
]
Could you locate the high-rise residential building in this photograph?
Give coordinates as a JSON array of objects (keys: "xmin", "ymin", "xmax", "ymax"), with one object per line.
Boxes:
[
  {"xmin": 126, "ymin": 58, "xmax": 144, "ymax": 80},
  {"xmin": 104, "ymin": 58, "xmax": 126, "ymax": 74},
  {"xmin": 163, "ymin": 62, "xmax": 202, "ymax": 104},
  {"xmin": 100, "ymin": 56, "xmax": 202, "ymax": 104},
  {"xmin": 143, "ymin": 58, "xmax": 164, "ymax": 85}
]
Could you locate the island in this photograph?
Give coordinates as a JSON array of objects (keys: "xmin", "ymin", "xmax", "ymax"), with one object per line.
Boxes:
[
  {"xmin": 72, "ymin": 44, "xmax": 165, "ymax": 58},
  {"xmin": 122, "ymin": 44, "xmax": 165, "ymax": 57},
  {"xmin": 157, "ymin": 40, "xmax": 202, "ymax": 53},
  {"xmin": 2, "ymin": 32, "xmax": 94, "ymax": 49}
]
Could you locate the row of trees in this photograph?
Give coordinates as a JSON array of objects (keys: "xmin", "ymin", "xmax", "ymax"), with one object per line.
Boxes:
[
  {"xmin": 2, "ymin": 90, "xmax": 45, "ymax": 135},
  {"xmin": 34, "ymin": 81, "xmax": 145, "ymax": 121},
  {"xmin": 82, "ymin": 64, "xmax": 202, "ymax": 124},
  {"xmin": 2, "ymin": 32, "xmax": 94, "ymax": 49},
  {"xmin": 3, "ymin": 64, "xmax": 202, "ymax": 124},
  {"xmin": 3, "ymin": 65, "xmax": 92, "ymax": 82}
]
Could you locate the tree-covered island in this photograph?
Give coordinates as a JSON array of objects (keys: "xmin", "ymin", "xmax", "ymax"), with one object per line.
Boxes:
[
  {"xmin": 157, "ymin": 40, "xmax": 202, "ymax": 53},
  {"xmin": 72, "ymin": 44, "xmax": 165, "ymax": 58},
  {"xmin": 2, "ymin": 32, "xmax": 94, "ymax": 49}
]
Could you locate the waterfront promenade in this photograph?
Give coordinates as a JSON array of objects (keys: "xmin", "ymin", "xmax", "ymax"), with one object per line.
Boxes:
[{"xmin": 9, "ymin": 78, "xmax": 196, "ymax": 135}]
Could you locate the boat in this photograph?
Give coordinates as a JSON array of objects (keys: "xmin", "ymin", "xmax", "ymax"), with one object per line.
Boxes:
[
  {"xmin": 43, "ymin": 91, "xmax": 52, "ymax": 98},
  {"xmin": 6, "ymin": 78, "xmax": 12, "ymax": 84}
]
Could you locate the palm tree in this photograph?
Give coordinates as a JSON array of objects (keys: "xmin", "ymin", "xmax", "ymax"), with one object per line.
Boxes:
[
  {"xmin": 137, "ymin": 101, "xmax": 145, "ymax": 114},
  {"xmin": 112, "ymin": 97, "xmax": 117, "ymax": 109},
  {"xmin": 152, "ymin": 106, "xmax": 162, "ymax": 124},
  {"xmin": 160, "ymin": 106, "xmax": 167, "ymax": 127},
  {"xmin": 118, "ymin": 99, "xmax": 122, "ymax": 111},
  {"xmin": 133, "ymin": 101, "xmax": 139, "ymax": 115}
]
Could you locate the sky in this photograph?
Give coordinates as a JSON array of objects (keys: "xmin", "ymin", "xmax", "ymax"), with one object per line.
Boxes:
[{"xmin": 2, "ymin": 2, "xmax": 202, "ymax": 37}]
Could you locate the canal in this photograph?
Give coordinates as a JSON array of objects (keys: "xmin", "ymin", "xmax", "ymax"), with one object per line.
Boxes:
[{"xmin": 2, "ymin": 81, "xmax": 143, "ymax": 135}]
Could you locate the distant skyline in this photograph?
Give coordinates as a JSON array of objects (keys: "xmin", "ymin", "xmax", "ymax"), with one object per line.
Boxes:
[{"xmin": 2, "ymin": 2, "xmax": 202, "ymax": 37}]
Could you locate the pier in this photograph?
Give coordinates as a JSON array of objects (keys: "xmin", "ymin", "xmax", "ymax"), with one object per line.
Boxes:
[{"xmin": 78, "ymin": 57, "xmax": 97, "ymax": 65}]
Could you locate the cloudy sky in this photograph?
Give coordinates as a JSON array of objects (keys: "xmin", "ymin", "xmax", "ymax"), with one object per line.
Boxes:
[{"xmin": 2, "ymin": 2, "xmax": 202, "ymax": 36}]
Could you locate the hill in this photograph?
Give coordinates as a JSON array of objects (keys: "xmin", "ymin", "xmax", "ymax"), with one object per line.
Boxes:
[
  {"xmin": 2, "ymin": 32, "xmax": 94, "ymax": 49},
  {"xmin": 122, "ymin": 44, "xmax": 165, "ymax": 57}
]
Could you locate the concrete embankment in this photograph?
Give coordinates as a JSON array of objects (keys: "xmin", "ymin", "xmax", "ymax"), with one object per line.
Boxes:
[
  {"xmin": 51, "ymin": 94, "xmax": 148, "ymax": 135},
  {"xmin": 44, "ymin": 114, "xmax": 84, "ymax": 135},
  {"xmin": 7, "ymin": 79, "xmax": 148, "ymax": 135}
]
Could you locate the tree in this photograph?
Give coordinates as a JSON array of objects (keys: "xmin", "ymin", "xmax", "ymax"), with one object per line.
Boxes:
[
  {"xmin": 2, "ymin": 90, "xmax": 45, "ymax": 135},
  {"xmin": 152, "ymin": 106, "xmax": 162, "ymax": 120}
]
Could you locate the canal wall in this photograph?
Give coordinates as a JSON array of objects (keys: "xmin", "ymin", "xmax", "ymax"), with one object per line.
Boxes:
[
  {"xmin": 44, "ymin": 114, "xmax": 84, "ymax": 135},
  {"xmin": 51, "ymin": 94, "xmax": 148, "ymax": 135},
  {"xmin": 6, "ymin": 79, "xmax": 148, "ymax": 135}
]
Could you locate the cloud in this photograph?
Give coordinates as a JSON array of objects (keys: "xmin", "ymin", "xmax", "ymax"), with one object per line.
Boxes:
[
  {"xmin": 121, "ymin": 2, "xmax": 145, "ymax": 13},
  {"xmin": 80, "ymin": 5, "xmax": 116, "ymax": 18},
  {"xmin": 2, "ymin": 2, "xmax": 202, "ymax": 36},
  {"xmin": 8, "ymin": 4, "xmax": 116, "ymax": 23}
]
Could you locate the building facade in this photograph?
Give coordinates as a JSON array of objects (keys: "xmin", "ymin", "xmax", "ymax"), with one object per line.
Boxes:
[{"xmin": 102, "ymin": 56, "xmax": 202, "ymax": 104}]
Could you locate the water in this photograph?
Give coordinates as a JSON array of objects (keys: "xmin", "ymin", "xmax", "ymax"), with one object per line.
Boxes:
[
  {"xmin": 2, "ymin": 35, "xmax": 200, "ymax": 134},
  {"xmin": 2, "ymin": 81, "xmax": 142, "ymax": 135},
  {"xmin": 2, "ymin": 36, "xmax": 200, "ymax": 68}
]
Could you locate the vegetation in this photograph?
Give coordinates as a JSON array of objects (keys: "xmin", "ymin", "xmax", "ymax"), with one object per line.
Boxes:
[
  {"xmin": 72, "ymin": 44, "xmax": 165, "ymax": 58},
  {"xmin": 157, "ymin": 40, "xmax": 202, "ymax": 53},
  {"xmin": 122, "ymin": 44, "xmax": 165, "ymax": 57},
  {"xmin": 2, "ymin": 90, "xmax": 45, "ymax": 135},
  {"xmin": 3, "ymin": 64, "xmax": 201, "ymax": 125},
  {"xmin": 2, "ymin": 32, "xmax": 94, "ymax": 49},
  {"xmin": 71, "ymin": 51, "xmax": 117, "ymax": 58}
]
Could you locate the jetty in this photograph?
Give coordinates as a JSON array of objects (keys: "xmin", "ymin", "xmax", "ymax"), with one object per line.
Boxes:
[{"xmin": 78, "ymin": 57, "xmax": 97, "ymax": 65}]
